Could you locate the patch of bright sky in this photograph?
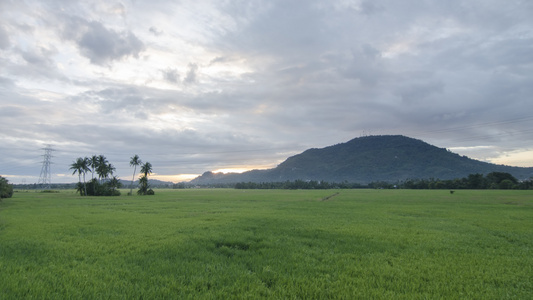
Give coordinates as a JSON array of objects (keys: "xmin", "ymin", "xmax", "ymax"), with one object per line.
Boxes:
[
  {"xmin": 448, "ymin": 145, "xmax": 495, "ymax": 151},
  {"xmin": 446, "ymin": 144, "xmax": 533, "ymax": 168},
  {"xmin": 212, "ymin": 168, "xmax": 252, "ymax": 174},
  {"xmin": 152, "ymin": 174, "xmax": 200, "ymax": 183},
  {"xmin": 146, "ymin": 110, "xmax": 204, "ymax": 132},
  {"xmin": 489, "ymin": 149, "xmax": 533, "ymax": 168}
]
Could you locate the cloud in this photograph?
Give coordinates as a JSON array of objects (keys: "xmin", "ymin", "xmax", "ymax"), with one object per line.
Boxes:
[
  {"xmin": 161, "ymin": 68, "xmax": 180, "ymax": 84},
  {"xmin": 78, "ymin": 21, "xmax": 145, "ymax": 65},
  {"xmin": 359, "ymin": 1, "xmax": 385, "ymax": 15},
  {"xmin": 0, "ymin": 105, "xmax": 26, "ymax": 119},
  {"xmin": 1, "ymin": 0, "xmax": 533, "ymax": 184},
  {"xmin": 218, "ymin": 0, "xmax": 329, "ymax": 56},
  {"xmin": 0, "ymin": 24, "xmax": 9, "ymax": 49},
  {"xmin": 340, "ymin": 44, "xmax": 386, "ymax": 85},
  {"xmin": 397, "ymin": 81, "xmax": 444, "ymax": 104},
  {"xmin": 62, "ymin": 18, "xmax": 145, "ymax": 66},
  {"xmin": 183, "ymin": 63, "xmax": 199, "ymax": 84},
  {"xmin": 149, "ymin": 26, "xmax": 162, "ymax": 36}
]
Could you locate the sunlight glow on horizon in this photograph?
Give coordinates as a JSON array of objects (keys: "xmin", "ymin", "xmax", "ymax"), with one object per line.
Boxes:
[
  {"xmin": 150, "ymin": 174, "xmax": 199, "ymax": 183},
  {"xmin": 211, "ymin": 168, "xmax": 251, "ymax": 174},
  {"xmin": 488, "ymin": 149, "xmax": 533, "ymax": 168},
  {"xmin": 150, "ymin": 165, "xmax": 274, "ymax": 183}
]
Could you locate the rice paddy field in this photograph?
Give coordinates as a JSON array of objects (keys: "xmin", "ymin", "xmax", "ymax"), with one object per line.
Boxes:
[{"xmin": 1, "ymin": 189, "xmax": 532, "ymax": 299}]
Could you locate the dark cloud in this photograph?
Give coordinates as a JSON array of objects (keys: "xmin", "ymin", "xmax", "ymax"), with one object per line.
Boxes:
[
  {"xmin": 77, "ymin": 21, "xmax": 145, "ymax": 65},
  {"xmin": 61, "ymin": 17, "xmax": 145, "ymax": 66},
  {"xmin": 183, "ymin": 63, "xmax": 199, "ymax": 84},
  {"xmin": 19, "ymin": 46, "xmax": 57, "ymax": 68},
  {"xmin": 161, "ymin": 68, "xmax": 180, "ymax": 83}
]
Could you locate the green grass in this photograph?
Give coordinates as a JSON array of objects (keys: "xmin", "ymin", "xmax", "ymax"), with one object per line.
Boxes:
[{"xmin": 1, "ymin": 189, "xmax": 532, "ymax": 299}]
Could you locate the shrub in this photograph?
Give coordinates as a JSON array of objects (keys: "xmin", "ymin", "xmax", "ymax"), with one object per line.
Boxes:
[
  {"xmin": 0, "ymin": 176, "xmax": 14, "ymax": 199},
  {"xmin": 85, "ymin": 179, "xmax": 121, "ymax": 196}
]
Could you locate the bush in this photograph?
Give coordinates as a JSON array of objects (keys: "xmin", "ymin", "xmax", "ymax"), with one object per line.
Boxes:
[
  {"xmin": 0, "ymin": 176, "xmax": 14, "ymax": 199},
  {"xmin": 499, "ymin": 179, "xmax": 515, "ymax": 190},
  {"xmin": 85, "ymin": 179, "xmax": 121, "ymax": 196}
]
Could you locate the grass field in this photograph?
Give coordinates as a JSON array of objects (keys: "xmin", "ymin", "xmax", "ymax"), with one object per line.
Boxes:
[{"xmin": 1, "ymin": 189, "xmax": 532, "ymax": 299}]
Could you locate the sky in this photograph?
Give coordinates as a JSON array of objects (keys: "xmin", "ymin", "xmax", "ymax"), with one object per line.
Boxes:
[{"xmin": 1, "ymin": 0, "xmax": 533, "ymax": 184}]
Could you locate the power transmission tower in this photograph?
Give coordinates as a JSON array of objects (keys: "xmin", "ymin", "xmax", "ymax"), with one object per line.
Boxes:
[{"xmin": 38, "ymin": 145, "xmax": 54, "ymax": 189}]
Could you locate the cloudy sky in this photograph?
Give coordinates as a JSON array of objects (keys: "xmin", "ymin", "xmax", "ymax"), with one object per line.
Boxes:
[{"xmin": 1, "ymin": 0, "xmax": 532, "ymax": 184}]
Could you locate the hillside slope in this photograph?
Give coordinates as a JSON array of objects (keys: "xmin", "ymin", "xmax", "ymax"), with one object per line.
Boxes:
[{"xmin": 190, "ymin": 135, "xmax": 533, "ymax": 184}]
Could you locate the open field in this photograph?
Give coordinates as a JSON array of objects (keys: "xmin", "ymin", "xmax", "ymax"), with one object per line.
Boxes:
[{"xmin": 1, "ymin": 189, "xmax": 532, "ymax": 299}]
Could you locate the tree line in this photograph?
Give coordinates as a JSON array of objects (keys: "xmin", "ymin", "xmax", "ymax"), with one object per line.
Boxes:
[
  {"xmin": 397, "ymin": 172, "xmax": 531, "ymax": 190},
  {"xmin": 232, "ymin": 172, "xmax": 533, "ymax": 190},
  {"xmin": 70, "ymin": 154, "xmax": 154, "ymax": 196},
  {"xmin": 234, "ymin": 180, "xmax": 366, "ymax": 190}
]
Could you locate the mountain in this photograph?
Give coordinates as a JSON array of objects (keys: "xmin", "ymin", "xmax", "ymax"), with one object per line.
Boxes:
[{"xmin": 190, "ymin": 135, "xmax": 533, "ymax": 184}]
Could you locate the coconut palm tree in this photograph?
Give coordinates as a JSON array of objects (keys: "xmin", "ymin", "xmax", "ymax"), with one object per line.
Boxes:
[
  {"xmin": 140, "ymin": 162, "xmax": 152, "ymax": 178},
  {"xmin": 109, "ymin": 175, "xmax": 121, "ymax": 193},
  {"xmin": 129, "ymin": 154, "xmax": 142, "ymax": 195},
  {"xmin": 96, "ymin": 155, "xmax": 109, "ymax": 183},
  {"xmin": 88, "ymin": 155, "xmax": 99, "ymax": 194},
  {"xmin": 70, "ymin": 157, "xmax": 89, "ymax": 196},
  {"xmin": 71, "ymin": 154, "xmax": 122, "ymax": 196},
  {"xmin": 138, "ymin": 162, "xmax": 153, "ymax": 195},
  {"xmin": 89, "ymin": 155, "xmax": 98, "ymax": 180},
  {"xmin": 81, "ymin": 157, "xmax": 90, "ymax": 195},
  {"xmin": 106, "ymin": 163, "xmax": 116, "ymax": 181}
]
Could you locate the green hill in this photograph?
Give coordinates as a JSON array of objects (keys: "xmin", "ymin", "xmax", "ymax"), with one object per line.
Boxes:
[{"xmin": 190, "ymin": 135, "xmax": 533, "ymax": 184}]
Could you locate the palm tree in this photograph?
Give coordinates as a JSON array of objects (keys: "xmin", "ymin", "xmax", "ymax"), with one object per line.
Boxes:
[
  {"xmin": 70, "ymin": 158, "xmax": 83, "ymax": 194},
  {"xmin": 106, "ymin": 163, "xmax": 116, "ymax": 180},
  {"xmin": 89, "ymin": 155, "xmax": 99, "ymax": 194},
  {"xmin": 81, "ymin": 157, "xmax": 90, "ymax": 196},
  {"xmin": 96, "ymin": 155, "xmax": 109, "ymax": 183},
  {"xmin": 75, "ymin": 182, "xmax": 84, "ymax": 196},
  {"xmin": 140, "ymin": 161, "xmax": 152, "ymax": 178},
  {"xmin": 89, "ymin": 155, "xmax": 98, "ymax": 180},
  {"xmin": 71, "ymin": 154, "xmax": 122, "ymax": 197},
  {"xmin": 129, "ymin": 155, "xmax": 142, "ymax": 195},
  {"xmin": 138, "ymin": 162, "xmax": 153, "ymax": 195},
  {"xmin": 70, "ymin": 157, "xmax": 89, "ymax": 196},
  {"xmin": 109, "ymin": 175, "xmax": 121, "ymax": 192},
  {"xmin": 137, "ymin": 176, "xmax": 148, "ymax": 195}
]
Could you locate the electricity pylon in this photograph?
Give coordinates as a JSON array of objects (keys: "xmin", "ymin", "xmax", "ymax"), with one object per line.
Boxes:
[{"xmin": 38, "ymin": 145, "xmax": 54, "ymax": 189}]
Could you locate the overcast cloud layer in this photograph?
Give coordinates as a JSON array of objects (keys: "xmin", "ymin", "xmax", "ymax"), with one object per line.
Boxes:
[{"xmin": 1, "ymin": 0, "xmax": 533, "ymax": 184}]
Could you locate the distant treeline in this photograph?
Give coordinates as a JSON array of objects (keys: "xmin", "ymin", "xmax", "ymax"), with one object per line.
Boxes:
[
  {"xmin": 230, "ymin": 172, "xmax": 533, "ymax": 190},
  {"xmin": 13, "ymin": 183, "xmax": 77, "ymax": 190},
  {"xmin": 13, "ymin": 171, "xmax": 531, "ymax": 191},
  {"xmin": 234, "ymin": 180, "xmax": 365, "ymax": 190},
  {"xmin": 397, "ymin": 172, "xmax": 532, "ymax": 190}
]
